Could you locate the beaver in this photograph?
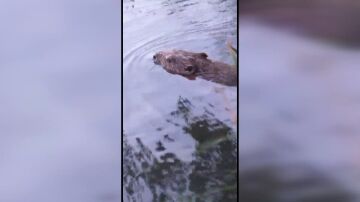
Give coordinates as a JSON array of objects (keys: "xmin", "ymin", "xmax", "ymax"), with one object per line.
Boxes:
[{"xmin": 153, "ymin": 50, "xmax": 237, "ymax": 87}]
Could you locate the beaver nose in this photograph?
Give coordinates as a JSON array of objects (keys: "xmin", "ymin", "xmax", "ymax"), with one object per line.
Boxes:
[{"xmin": 153, "ymin": 55, "xmax": 159, "ymax": 64}]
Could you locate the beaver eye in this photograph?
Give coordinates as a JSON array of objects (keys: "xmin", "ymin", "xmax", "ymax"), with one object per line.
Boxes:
[{"xmin": 153, "ymin": 55, "xmax": 156, "ymax": 59}]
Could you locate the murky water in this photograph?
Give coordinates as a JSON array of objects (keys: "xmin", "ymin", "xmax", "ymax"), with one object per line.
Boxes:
[
  {"xmin": 123, "ymin": 0, "xmax": 237, "ymax": 201},
  {"xmin": 240, "ymin": 21, "xmax": 360, "ymax": 201}
]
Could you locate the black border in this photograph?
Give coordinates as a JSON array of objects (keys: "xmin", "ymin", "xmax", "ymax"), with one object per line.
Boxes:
[
  {"xmin": 236, "ymin": 0, "xmax": 239, "ymax": 200},
  {"xmin": 120, "ymin": 0, "xmax": 124, "ymax": 200},
  {"xmin": 121, "ymin": 0, "xmax": 239, "ymax": 201}
]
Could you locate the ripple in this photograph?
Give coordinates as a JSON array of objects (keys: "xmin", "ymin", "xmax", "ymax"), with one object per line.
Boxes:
[{"xmin": 124, "ymin": 20, "xmax": 236, "ymax": 73}]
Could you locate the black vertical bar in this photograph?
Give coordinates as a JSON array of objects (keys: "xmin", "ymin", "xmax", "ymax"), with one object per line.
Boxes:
[
  {"xmin": 237, "ymin": 0, "xmax": 240, "ymax": 200},
  {"xmin": 120, "ymin": 0, "xmax": 124, "ymax": 201}
]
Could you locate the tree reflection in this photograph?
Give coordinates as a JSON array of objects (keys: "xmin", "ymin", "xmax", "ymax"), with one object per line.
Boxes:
[
  {"xmin": 124, "ymin": 97, "xmax": 355, "ymax": 202},
  {"xmin": 123, "ymin": 97, "xmax": 237, "ymax": 202}
]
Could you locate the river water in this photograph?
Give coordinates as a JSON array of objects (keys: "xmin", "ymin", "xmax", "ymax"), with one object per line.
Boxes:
[
  {"xmin": 123, "ymin": 0, "xmax": 238, "ymax": 201},
  {"xmin": 0, "ymin": 1, "xmax": 121, "ymax": 202},
  {"xmin": 240, "ymin": 21, "xmax": 360, "ymax": 201}
]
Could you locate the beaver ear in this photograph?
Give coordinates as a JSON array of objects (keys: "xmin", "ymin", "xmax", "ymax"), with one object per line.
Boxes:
[
  {"xmin": 197, "ymin": 52, "xmax": 208, "ymax": 58},
  {"xmin": 185, "ymin": 65, "xmax": 194, "ymax": 72},
  {"xmin": 184, "ymin": 65, "xmax": 198, "ymax": 74}
]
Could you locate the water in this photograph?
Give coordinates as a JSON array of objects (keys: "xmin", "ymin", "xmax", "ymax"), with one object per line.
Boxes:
[
  {"xmin": 0, "ymin": 1, "xmax": 121, "ymax": 202},
  {"xmin": 123, "ymin": 0, "xmax": 238, "ymax": 201},
  {"xmin": 240, "ymin": 21, "xmax": 360, "ymax": 201}
]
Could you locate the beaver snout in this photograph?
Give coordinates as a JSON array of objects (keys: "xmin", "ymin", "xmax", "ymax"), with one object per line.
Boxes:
[{"xmin": 153, "ymin": 53, "xmax": 161, "ymax": 65}]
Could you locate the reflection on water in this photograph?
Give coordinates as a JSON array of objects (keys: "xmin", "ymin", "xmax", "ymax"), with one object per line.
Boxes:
[
  {"xmin": 240, "ymin": 1, "xmax": 360, "ymax": 201},
  {"xmin": 124, "ymin": 98, "xmax": 237, "ymax": 201},
  {"xmin": 0, "ymin": 1, "xmax": 121, "ymax": 202},
  {"xmin": 240, "ymin": 162, "xmax": 354, "ymax": 202}
]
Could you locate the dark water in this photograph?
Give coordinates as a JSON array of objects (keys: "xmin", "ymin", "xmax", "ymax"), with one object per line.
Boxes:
[{"xmin": 123, "ymin": 0, "xmax": 237, "ymax": 201}]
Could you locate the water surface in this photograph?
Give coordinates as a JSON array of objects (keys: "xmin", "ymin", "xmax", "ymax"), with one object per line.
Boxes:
[
  {"xmin": 123, "ymin": 0, "xmax": 238, "ymax": 201},
  {"xmin": 0, "ymin": 1, "xmax": 121, "ymax": 202},
  {"xmin": 240, "ymin": 21, "xmax": 360, "ymax": 202}
]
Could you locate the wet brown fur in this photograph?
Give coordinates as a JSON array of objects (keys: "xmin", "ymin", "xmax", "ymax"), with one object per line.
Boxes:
[{"xmin": 153, "ymin": 50, "xmax": 237, "ymax": 86}]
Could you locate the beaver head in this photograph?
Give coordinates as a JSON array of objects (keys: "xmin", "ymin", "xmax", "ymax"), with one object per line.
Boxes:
[{"xmin": 153, "ymin": 50, "xmax": 209, "ymax": 80}]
